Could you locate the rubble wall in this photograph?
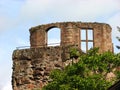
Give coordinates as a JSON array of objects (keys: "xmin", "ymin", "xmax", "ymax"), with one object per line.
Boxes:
[{"xmin": 12, "ymin": 46, "xmax": 73, "ymax": 90}]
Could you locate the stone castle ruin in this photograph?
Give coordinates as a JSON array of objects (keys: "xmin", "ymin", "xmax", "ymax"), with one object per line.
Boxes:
[{"xmin": 12, "ymin": 22, "xmax": 113, "ymax": 90}]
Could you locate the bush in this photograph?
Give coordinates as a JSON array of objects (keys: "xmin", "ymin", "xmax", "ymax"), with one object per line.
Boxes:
[{"xmin": 43, "ymin": 48, "xmax": 120, "ymax": 90}]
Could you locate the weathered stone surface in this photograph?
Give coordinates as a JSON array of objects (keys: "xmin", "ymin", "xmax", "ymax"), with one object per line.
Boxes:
[
  {"xmin": 29, "ymin": 22, "xmax": 113, "ymax": 53},
  {"xmin": 106, "ymin": 72, "xmax": 116, "ymax": 81},
  {"xmin": 12, "ymin": 46, "xmax": 74, "ymax": 90},
  {"xmin": 12, "ymin": 22, "xmax": 113, "ymax": 90}
]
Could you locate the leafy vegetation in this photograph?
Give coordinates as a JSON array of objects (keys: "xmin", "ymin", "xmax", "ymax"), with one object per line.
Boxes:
[
  {"xmin": 116, "ymin": 26, "xmax": 120, "ymax": 49},
  {"xmin": 43, "ymin": 48, "xmax": 120, "ymax": 90}
]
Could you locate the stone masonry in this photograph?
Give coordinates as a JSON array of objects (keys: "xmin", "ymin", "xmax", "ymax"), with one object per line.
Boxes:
[{"xmin": 12, "ymin": 22, "xmax": 113, "ymax": 90}]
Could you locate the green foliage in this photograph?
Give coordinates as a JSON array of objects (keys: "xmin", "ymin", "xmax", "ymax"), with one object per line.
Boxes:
[
  {"xmin": 70, "ymin": 48, "xmax": 80, "ymax": 59},
  {"xmin": 43, "ymin": 48, "xmax": 120, "ymax": 90},
  {"xmin": 115, "ymin": 71, "xmax": 120, "ymax": 80},
  {"xmin": 116, "ymin": 26, "xmax": 120, "ymax": 49}
]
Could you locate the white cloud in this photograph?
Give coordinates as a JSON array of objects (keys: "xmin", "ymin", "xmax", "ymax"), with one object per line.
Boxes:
[
  {"xmin": 107, "ymin": 12, "xmax": 120, "ymax": 53},
  {"xmin": 16, "ymin": 38, "xmax": 29, "ymax": 46},
  {"xmin": 107, "ymin": 12, "xmax": 120, "ymax": 37},
  {"xmin": 0, "ymin": 47, "xmax": 12, "ymax": 90},
  {"xmin": 1, "ymin": 0, "xmax": 120, "ymax": 32},
  {"xmin": 18, "ymin": 0, "xmax": 120, "ymax": 22},
  {"xmin": 0, "ymin": 16, "xmax": 11, "ymax": 32},
  {"xmin": 15, "ymin": 38, "xmax": 30, "ymax": 49},
  {"xmin": 2, "ymin": 81, "xmax": 12, "ymax": 90},
  {"xmin": 0, "ymin": 65, "xmax": 12, "ymax": 90},
  {"xmin": 0, "ymin": 0, "xmax": 23, "ymax": 32},
  {"xmin": 19, "ymin": 0, "xmax": 52, "ymax": 22}
]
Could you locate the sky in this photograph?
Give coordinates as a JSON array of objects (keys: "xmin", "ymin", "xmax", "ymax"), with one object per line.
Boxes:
[{"xmin": 0, "ymin": 0, "xmax": 120, "ymax": 90}]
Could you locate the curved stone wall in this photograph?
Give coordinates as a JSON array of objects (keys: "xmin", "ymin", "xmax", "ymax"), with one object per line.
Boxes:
[
  {"xmin": 12, "ymin": 22, "xmax": 113, "ymax": 90},
  {"xmin": 29, "ymin": 22, "xmax": 113, "ymax": 53}
]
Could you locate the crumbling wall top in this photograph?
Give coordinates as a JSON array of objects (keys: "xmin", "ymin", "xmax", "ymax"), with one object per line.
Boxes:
[{"xmin": 29, "ymin": 22, "xmax": 111, "ymax": 33}]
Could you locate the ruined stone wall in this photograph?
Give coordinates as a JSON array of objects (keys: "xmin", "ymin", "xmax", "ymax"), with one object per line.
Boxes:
[
  {"xmin": 30, "ymin": 22, "xmax": 113, "ymax": 53},
  {"xmin": 12, "ymin": 46, "xmax": 76, "ymax": 90},
  {"xmin": 12, "ymin": 22, "xmax": 113, "ymax": 90}
]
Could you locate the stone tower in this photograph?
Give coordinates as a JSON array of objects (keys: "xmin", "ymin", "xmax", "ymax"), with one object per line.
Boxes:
[{"xmin": 12, "ymin": 22, "xmax": 113, "ymax": 90}]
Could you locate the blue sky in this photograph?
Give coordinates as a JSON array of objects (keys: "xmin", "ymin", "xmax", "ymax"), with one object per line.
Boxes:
[{"xmin": 0, "ymin": 0, "xmax": 120, "ymax": 90}]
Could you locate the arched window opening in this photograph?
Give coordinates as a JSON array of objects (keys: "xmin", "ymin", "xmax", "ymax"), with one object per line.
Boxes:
[
  {"xmin": 80, "ymin": 29, "xmax": 93, "ymax": 52},
  {"xmin": 47, "ymin": 27, "xmax": 61, "ymax": 46}
]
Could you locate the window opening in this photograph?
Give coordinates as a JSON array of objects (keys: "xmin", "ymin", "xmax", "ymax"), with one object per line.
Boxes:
[
  {"xmin": 81, "ymin": 42, "xmax": 86, "ymax": 52},
  {"xmin": 80, "ymin": 29, "xmax": 93, "ymax": 52},
  {"xmin": 88, "ymin": 29, "xmax": 93, "ymax": 40},
  {"xmin": 81, "ymin": 29, "xmax": 86, "ymax": 40},
  {"xmin": 47, "ymin": 28, "xmax": 61, "ymax": 46},
  {"xmin": 88, "ymin": 42, "xmax": 93, "ymax": 50}
]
